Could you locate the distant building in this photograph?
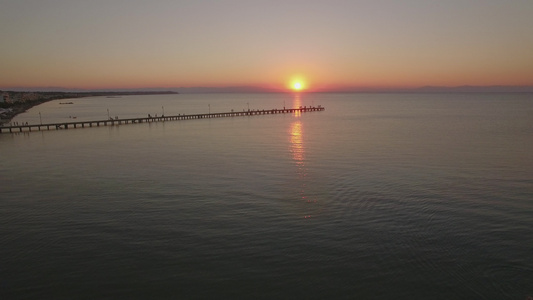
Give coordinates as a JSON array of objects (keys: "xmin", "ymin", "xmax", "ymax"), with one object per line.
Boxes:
[
  {"xmin": 2, "ymin": 92, "xmax": 24, "ymax": 103},
  {"xmin": 2, "ymin": 92, "xmax": 9, "ymax": 103}
]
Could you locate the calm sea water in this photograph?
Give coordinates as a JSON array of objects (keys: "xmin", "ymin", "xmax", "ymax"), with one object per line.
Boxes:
[{"xmin": 1, "ymin": 93, "xmax": 532, "ymax": 299}]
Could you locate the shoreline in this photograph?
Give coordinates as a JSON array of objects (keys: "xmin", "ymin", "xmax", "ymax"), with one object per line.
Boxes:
[{"xmin": 0, "ymin": 91, "xmax": 178, "ymax": 126}]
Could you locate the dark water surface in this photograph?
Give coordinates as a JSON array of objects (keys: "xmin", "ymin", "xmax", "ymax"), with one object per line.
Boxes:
[{"xmin": 2, "ymin": 93, "xmax": 532, "ymax": 299}]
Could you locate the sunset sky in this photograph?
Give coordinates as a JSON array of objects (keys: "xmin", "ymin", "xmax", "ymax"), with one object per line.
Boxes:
[{"xmin": 1, "ymin": 0, "xmax": 532, "ymax": 91}]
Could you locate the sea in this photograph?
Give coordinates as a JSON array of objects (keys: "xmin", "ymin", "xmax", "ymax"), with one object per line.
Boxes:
[{"xmin": 1, "ymin": 92, "xmax": 532, "ymax": 299}]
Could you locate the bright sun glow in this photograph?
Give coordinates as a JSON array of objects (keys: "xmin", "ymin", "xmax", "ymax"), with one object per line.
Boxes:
[
  {"xmin": 289, "ymin": 77, "xmax": 307, "ymax": 91},
  {"xmin": 287, "ymin": 75, "xmax": 308, "ymax": 91}
]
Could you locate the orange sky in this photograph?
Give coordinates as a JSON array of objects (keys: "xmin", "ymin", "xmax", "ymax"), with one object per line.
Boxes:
[{"xmin": 1, "ymin": 1, "xmax": 532, "ymax": 91}]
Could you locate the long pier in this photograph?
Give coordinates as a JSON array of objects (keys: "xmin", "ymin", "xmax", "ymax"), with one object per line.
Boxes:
[{"xmin": 1, "ymin": 106, "xmax": 324, "ymax": 134}]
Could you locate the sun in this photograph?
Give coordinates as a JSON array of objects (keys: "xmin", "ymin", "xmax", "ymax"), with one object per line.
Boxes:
[{"xmin": 287, "ymin": 75, "xmax": 308, "ymax": 91}]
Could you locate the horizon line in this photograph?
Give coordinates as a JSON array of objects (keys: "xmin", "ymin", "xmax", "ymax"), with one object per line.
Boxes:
[{"xmin": 2, "ymin": 84, "xmax": 533, "ymax": 94}]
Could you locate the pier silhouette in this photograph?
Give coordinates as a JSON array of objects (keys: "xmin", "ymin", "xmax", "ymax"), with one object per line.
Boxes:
[{"xmin": 1, "ymin": 106, "xmax": 325, "ymax": 134}]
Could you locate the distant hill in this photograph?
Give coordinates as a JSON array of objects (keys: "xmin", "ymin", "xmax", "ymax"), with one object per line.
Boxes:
[
  {"xmin": 413, "ymin": 85, "xmax": 533, "ymax": 93},
  {"xmin": 312, "ymin": 85, "xmax": 533, "ymax": 93}
]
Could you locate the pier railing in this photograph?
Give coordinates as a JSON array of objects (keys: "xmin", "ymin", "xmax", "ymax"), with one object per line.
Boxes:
[{"xmin": 1, "ymin": 106, "xmax": 324, "ymax": 134}]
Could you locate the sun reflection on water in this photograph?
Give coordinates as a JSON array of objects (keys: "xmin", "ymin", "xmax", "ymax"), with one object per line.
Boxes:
[
  {"xmin": 288, "ymin": 93, "xmax": 320, "ymax": 219},
  {"xmin": 290, "ymin": 121, "xmax": 304, "ymax": 163}
]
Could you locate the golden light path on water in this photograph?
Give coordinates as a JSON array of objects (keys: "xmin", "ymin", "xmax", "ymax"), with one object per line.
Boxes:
[
  {"xmin": 289, "ymin": 93, "xmax": 304, "ymax": 163},
  {"xmin": 289, "ymin": 93, "xmax": 318, "ymax": 219}
]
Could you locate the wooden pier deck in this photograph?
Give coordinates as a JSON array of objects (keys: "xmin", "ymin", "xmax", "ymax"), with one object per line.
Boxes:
[{"xmin": 1, "ymin": 106, "xmax": 324, "ymax": 134}]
